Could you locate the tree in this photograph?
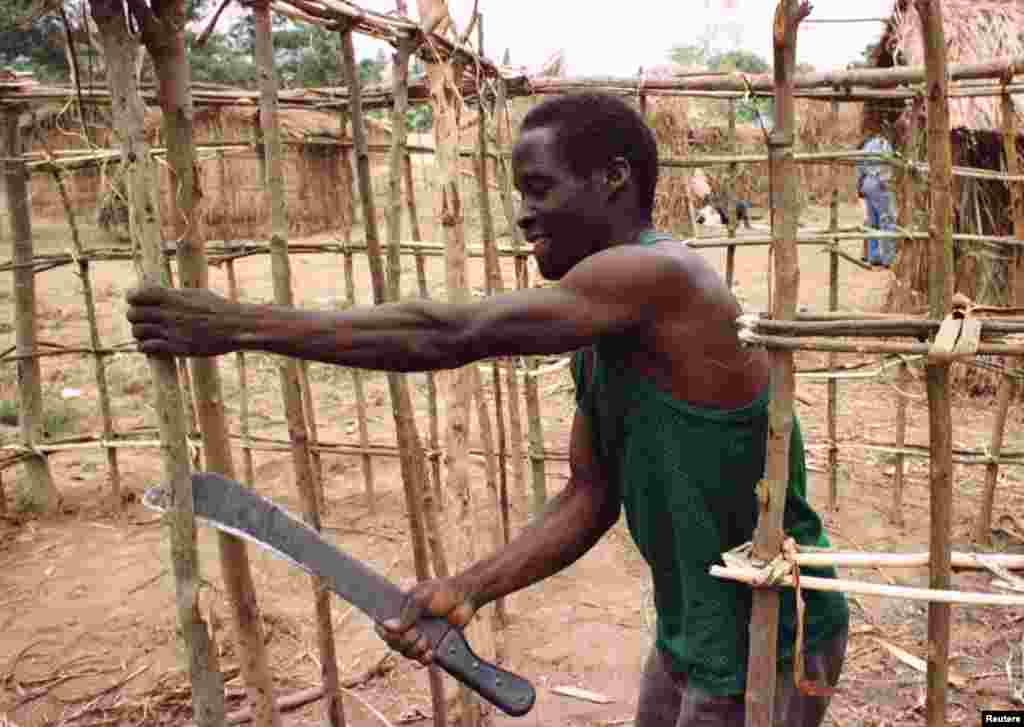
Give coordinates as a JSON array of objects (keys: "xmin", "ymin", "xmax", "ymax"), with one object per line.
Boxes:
[
  {"xmin": 706, "ymin": 49, "xmax": 770, "ymax": 74},
  {"xmin": 668, "ymin": 43, "xmax": 707, "ymax": 68}
]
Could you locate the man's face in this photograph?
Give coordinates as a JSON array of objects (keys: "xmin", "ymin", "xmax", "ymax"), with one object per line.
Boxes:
[{"xmin": 512, "ymin": 125, "xmax": 611, "ymax": 280}]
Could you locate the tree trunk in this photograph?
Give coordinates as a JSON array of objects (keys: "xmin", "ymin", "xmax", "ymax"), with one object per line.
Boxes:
[
  {"xmin": 145, "ymin": 4, "xmax": 281, "ymax": 725},
  {"xmin": 90, "ymin": 3, "xmax": 225, "ymax": 724},
  {"xmin": 1, "ymin": 111, "xmax": 59, "ymax": 515}
]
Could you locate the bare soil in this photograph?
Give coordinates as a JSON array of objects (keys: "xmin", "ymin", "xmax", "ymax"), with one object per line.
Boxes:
[{"xmin": 2, "ymin": 200, "xmax": 1024, "ymax": 727}]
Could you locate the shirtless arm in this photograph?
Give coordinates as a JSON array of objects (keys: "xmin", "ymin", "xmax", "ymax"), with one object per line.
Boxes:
[{"xmin": 126, "ymin": 244, "xmax": 688, "ymax": 371}]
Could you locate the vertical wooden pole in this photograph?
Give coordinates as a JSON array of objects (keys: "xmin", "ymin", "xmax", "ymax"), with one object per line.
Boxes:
[
  {"xmin": 252, "ymin": 5, "xmax": 343, "ymax": 726},
  {"xmin": 725, "ymin": 97, "xmax": 738, "ymax": 288},
  {"xmin": 340, "ymin": 29, "xmax": 448, "ymax": 727},
  {"xmin": 475, "ymin": 14, "xmax": 510, "ymax": 626},
  {"xmin": 1004, "ymin": 91, "xmax": 1024, "ymax": 306},
  {"xmin": 298, "ymin": 361, "xmax": 325, "ymax": 512},
  {"xmin": 1, "ymin": 110, "xmax": 59, "ymax": 515},
  {"xmin": 418, "ymin": 5, "xmax": 495, "ymax": 721},
  {"xmin": 891, "ymin": 360, "xmax": 909, "ymax": 527},
  {"xmin": 745, "ymin": 3, "xmax": 808, "ymax": 725},
  {"xmin": 914, "ymin": 2, "xmax": 955, "ymax": 725},
  {"xmin": 89, "ymin": 3, "xmax": 224, "ymax": 723},
  {"xmin": 976, "ymin": 89, "xmax": 1023, "ymax": 544},
  {"xmin": 405, "ymin": 154, "xmax": 444, "ymax": 508},
  {"xmin": 225, "ymin": 259, "xmax": 256, "ymax": 487},
  {"xmin": 492, "ymin": 78, "xmax": 529, "ymax": 516},
  {"xmin": 46, "ymin": 150, "xmax": 122, "ymax": 509},
  {"xmin": 827, "ymin": 98, "xmax": 840, "ymax": 512},
  {"xmin": 149, "ymin": 4, "xmax": 281, "ymax": 725}
]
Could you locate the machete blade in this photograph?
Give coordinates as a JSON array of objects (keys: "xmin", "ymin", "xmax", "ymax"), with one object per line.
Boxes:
[{"xmin": 143, "ymin": 472, "xmax": 535, "ymax": 717}]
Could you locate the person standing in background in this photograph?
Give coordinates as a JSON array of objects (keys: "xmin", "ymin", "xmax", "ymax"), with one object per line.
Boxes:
[{"xmin": 856, "ymin": 117, "xmax": 897, "ymax": 269}]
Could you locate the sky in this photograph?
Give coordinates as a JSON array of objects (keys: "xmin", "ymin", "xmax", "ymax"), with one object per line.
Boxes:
[{"xmin": 351, "ymin": 0, "xmax": 897, "ymax": 75}]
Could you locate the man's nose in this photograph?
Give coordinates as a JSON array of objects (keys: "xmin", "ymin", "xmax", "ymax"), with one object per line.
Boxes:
[{"xmin": 516, "ymin": 205, "xmax": 535, "ymax": 233}]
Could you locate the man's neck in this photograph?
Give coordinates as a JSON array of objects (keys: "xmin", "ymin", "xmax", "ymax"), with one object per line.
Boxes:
[{"xmin": 605, "ymin": 217, "xmax": 654, "ymax": 249}]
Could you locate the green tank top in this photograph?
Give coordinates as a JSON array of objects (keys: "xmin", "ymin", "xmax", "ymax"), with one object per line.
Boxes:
[{"xmin": 571, "ymin": 229, "xmax": 848, "ymax": 696}]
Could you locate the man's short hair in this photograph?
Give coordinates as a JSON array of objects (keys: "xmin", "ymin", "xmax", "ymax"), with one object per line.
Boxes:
[{"xmin": 520, "ymin": 93, "xmax": 659, "ymax": 219}]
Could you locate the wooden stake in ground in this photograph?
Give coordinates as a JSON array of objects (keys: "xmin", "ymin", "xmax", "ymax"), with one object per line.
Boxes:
[
  {"xmin": 914, "ymin": 2, "xmax": 956, "ymax": 725},
  {"xmin": 1004, "ymin": 91, "xmax": 1024, "ymax": 304},
  {"xmin": 89, "ymin": 3, "xmax": 225, "ymax": 724},
  {"xmin": 1, "ymin": 110, "xmax": 59, "ymax": 515},
  {"xmin": 418, "ymin": 1, "xmax": 497, "ymax": 722},
  {"xmin": 144, "ymin": 2, "xmax": 282, "ymax": 724},
  {"xmin": 827, "ymin": 97, "xmax": 840, "ymax": 512},
  {"xmin": 976, "ymin": 90, "xmax": 1024, "ymax": 543},
  {"xmin": 475, "ymin": 13, "xmax": 510, "ymax": 628},
  {"xmin": 745, "ymin": 3, "xmax": 811, "ymax": 726},
  {"xmin": 491, "ymin": 78, "xmax": 528, "ymax": 516},
  {"xmin": 339, "ymin": 27, "xmax": 448, "ymax": 727},
  {"xmin": 42, "ymin": 148, "xmax": 122, "ymax": 511},
  {"xmin": 252, "ymin": 3, "xmax": 343, "ymax": 725}
]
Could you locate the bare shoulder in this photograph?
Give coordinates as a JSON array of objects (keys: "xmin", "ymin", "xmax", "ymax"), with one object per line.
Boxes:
[{"xmin": 560, "ymin": 240, "xmax": 698, "ymax": 304}]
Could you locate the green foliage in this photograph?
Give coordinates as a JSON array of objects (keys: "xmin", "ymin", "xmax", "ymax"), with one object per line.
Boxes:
[
  {"xmin": 406, "ymin": 104, "xmax": 433, "ymax": 132},
  {"xmin": 706, "ymin": 50, "xmax": 770, "ymax": 74},
  {"xmin": 668, "ymin": 43, "xmax": 708, "ymax": 68}
]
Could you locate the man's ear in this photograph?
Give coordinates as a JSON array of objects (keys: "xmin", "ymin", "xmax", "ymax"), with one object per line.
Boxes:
[{"xmin": 604, "ymin": 156, "xmax": 632, "ymax": 197}]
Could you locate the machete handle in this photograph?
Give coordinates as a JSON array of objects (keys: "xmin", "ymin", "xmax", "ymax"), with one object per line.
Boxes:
[{"xmin": 434, "ymin": 626, "xmax": 536, "ymax": 716}]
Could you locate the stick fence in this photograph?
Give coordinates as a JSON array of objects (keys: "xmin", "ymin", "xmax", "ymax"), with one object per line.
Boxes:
[{"xmin": 3, "ymin": 3, "xmax": 1024, "ymax": 726}]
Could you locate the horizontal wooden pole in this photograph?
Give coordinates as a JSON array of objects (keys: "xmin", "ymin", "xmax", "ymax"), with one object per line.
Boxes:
[
  {"xmin": 740, "ymin": 331, "xmax": 1024, "ymax": 356},
  {"xmin": 710, "ymin": 564, "xmax": 1024, "ymax": 606},
  {"xmin": 794, "ymin": 550, "xmax": 1024, "ymax": 570}
]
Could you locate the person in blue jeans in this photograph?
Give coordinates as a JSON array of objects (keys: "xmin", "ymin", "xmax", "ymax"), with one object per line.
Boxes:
[{"xmin": 856, "ymin": 129, "xmax": 897, "ymax": 268}]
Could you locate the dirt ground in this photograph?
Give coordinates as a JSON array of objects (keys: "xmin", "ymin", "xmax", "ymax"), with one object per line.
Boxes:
[{"xmin": 2, "ymin": 195, "xmax": 1024, "ymax": 727}]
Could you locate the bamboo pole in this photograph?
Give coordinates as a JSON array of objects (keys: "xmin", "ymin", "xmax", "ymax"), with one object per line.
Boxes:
[
  {"xmin": 474, "ymin": 13, "xmax": 510, "ymax": 628},
  {"xmin": 252, "ymin": 5, "xmax": 343, "ymax": 726},
  {"xmin": 738, "ymin": 333, "xmax": 1024, "ymax": 357},
  {"xmin": 827, "ymin": 97, "xmax": 840, "ymax": 512},
  {"xmin": 745, "ymin": 3, "xmax": 808, "ymax": 725},
  {"xmin": 405, "ymin": 154, "xmax": 444, "ymax": 511},
  {"xmin": 1, "ymin": 110, "xmax": 59, "ymax": 515},
  {"xmin": 915, "ymin": 2, "xmax": 956, "ymax": 725},
  {"xmin": 89, "ymin": 3, "xmax": 225, "ymax": 723},
  {"xmin": 149, "ymin": 5, "xmax": 282, "ymax": 725},
  {"xmin": 340, "ymin": 27, "xmax": 448, "ymax": 727},
  {"xmin": 725, "ymin": 98, "xmax": 738, "ymax": 287},
  {"xmin": 46, "ymin": 148, "xmax": 123, "ymax": 509}
]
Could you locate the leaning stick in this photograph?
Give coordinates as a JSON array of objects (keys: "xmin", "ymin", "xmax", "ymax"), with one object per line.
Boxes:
[{"xmin": 792, "ymin": 550, "xmax": 1024, "ymax": 570}]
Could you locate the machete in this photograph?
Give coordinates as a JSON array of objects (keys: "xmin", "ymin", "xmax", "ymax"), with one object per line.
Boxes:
[{"xmin": 143, "ymin": 472, "xmax": 536, "ymax": 717}]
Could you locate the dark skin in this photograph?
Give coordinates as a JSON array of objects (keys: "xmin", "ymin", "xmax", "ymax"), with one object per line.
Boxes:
[{"xmin": 127, "ymin": 124, "xmax": 770, "ymax": 663}]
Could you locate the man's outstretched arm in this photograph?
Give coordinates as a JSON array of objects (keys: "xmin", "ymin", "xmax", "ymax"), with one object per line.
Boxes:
[{"xmin": 127, "ymin": 243, "xmax": 688, "ymax": 371}]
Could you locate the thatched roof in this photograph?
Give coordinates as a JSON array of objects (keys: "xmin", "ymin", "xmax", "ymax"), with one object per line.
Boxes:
[{"xmin": 876, "ymin": 0, "xmax": 1024, "ymax": 131}]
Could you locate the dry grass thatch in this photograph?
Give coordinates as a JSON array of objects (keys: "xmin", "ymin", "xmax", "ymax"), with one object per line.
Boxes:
[
  {"xmin": 26, "ymin": 104, "xmax": 364, "ymax": 243},
  {"xmin": 878, "ymin": 0, "xmax": 1024, "ymax": 131}
]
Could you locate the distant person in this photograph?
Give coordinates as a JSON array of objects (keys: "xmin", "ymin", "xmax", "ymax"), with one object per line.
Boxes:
[{"xmin": 856, "ymin": 120, "xmax": 897, "ymax": 268}]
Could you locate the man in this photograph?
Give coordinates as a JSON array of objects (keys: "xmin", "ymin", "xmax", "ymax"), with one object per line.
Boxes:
[
  {"xmin": 128, "ymin": 93, "xmax": 848, "ymax": 727},
  {"xmin": 856, "ymin": 121, "xmax": 897, "ymax": 268}
]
